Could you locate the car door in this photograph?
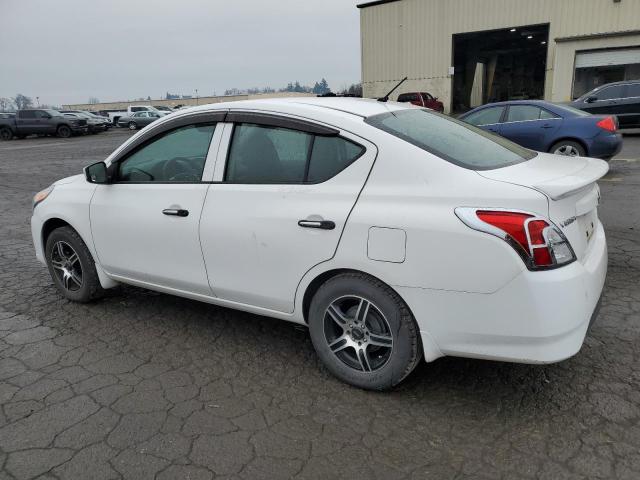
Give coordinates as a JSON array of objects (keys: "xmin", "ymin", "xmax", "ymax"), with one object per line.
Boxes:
[
  {"xmin": 462, "ymin": 106, "xmax": 505, "ymax": 134},
  {"xmin": 617, "ymin": 83, "xmax": 640, "ymax": 128},
  {"xmin": 580, "ymin": 84, "xmax": 626, "ymax": 119},
  {"xmin": 498, "ymin": 105, "xmax": 561, "ymax": 151},
  {"xmin": 15, "ymin": 110, "xmax": 36, "ymax": 133},
  {"xmin": 90, "ymin": 116, "xmax": 223, "ymax": 295},
  {"xmin": 199, "ymin": 113, "xmax": 376, "ymax": 313}
]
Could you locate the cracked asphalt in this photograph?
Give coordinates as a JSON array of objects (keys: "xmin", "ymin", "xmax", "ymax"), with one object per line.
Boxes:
[{"xmin": 0, "ymin": 128, "xmax": 639, "ymax": 480}]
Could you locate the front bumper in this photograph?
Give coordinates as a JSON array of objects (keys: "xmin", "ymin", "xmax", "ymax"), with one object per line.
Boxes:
[{"xmin": 397, "ymin": 221, "xmax": 607, "ymax": 364}]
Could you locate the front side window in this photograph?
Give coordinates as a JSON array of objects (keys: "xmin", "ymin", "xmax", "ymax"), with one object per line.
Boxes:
[
  {"xmin": 463, "ymin": 106, "xmax": 504, "ymax": 126},
  {"xmin": 366, "ymin": 109, "xmax": 535, "ymax": 170},
  {"xmin": 225, "ymin": 123, "xmax": 364, "ymax": 184},
  {"xmin": 118, "ymin": 123, "xmax": 216, "ymax": 182}
]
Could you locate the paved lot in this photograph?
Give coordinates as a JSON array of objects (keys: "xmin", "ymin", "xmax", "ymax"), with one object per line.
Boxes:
[{"xmin": 0, "ymin": 129, "xmax": 639, "ymax": 480}]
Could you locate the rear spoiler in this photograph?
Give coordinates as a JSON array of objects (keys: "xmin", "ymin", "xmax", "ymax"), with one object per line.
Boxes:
[{"xmin": 532, "ymin": 159, "xmax": 609, "ymax": 200}]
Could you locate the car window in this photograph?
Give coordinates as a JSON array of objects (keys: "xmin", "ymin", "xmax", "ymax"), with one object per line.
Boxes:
[
  {"xmin": 595, "ymin": 85, "xmax": 624, "ymax": 100},
  {"xmin": 626, "ymin": 83, "xmax": 640, "ymax": 98},
  {"xmin": 463, "ymin": 107, "xmax": 504, "ymax": 126},
  {"xmin": 35, "ymin": 110, "xmax": 51, "ymax": 119},
  {"xmin": 225, "ymin": 123, "xmax": 365, "ymax": 184},
  {"xmin": 365, "ymin": 109, "xmax": 535, "ymax": 170},
  {"xmin": 118, "ymin": 124, "xmax": 216, "ymax": 182},
  {"xmin": 398, "ymin": 93, "xmax": 417, "ymax": 103},
  {"xmin": 19, "ymin": 111, "xmax": 36, "ymax": 119},
  {"xmin": 539, "ymin": 109, "xmax": 559, "ymax": 120},
  {"xmin": 307, "ymin": 136, "xmax": 365, "ymax": 183},
  {"xmin": 507, "ymin": 105, "xmax": 545, "ymax": 122},
  {"xmin": 225, "ymin": 124, "xmax": 312, "ymax": 183}
]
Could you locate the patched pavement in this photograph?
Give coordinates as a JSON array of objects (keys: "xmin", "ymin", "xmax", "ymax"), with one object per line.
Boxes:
[{"xmin": 0, "ymin": 129, "xmax": 639, "ymax": 479}]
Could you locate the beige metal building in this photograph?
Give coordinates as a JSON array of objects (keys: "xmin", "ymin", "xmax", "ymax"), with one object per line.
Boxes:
[
  {"xmin": 358, "ymin": 0, "xmax": 640, "ymax": 113},
  {"xmin": 63, "ymin": 92, "xmax": 314, "ymax": 112}
]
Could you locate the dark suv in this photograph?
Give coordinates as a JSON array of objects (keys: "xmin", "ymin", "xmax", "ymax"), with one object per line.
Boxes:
[{"xmin": 570, "ymin": 80, "xmax": 640, "ymax": 129}]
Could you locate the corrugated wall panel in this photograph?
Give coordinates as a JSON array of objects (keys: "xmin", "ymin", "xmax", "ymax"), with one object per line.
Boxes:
[{"xmin": 361, "ymin": 0, "xmax": 640, "ymax": 106}]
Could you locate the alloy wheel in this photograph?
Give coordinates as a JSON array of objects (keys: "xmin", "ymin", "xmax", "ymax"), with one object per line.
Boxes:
[
  {"xmin": 50, "ymin": 241, "xmax": 83, "ymax": 291},
  {"xmin": 554, "ymin": 144, "xmax": 581, "ymax": 156},
  {"xmin": 128, "ymin": 122, "xmax": 137, "ymax": 130},
  {"xmin": 323, "ymin": 295, "xmax": 393, "ymax": 373}
]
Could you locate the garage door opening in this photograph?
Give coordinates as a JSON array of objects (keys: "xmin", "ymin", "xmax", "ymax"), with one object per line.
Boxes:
[
  {"xmin": 572, "ymin": 47, "xmax": 640, "ymax": 98},
  {"xmin": 452, "ymin": 24, "xmax": 549, "ymax": 113}
]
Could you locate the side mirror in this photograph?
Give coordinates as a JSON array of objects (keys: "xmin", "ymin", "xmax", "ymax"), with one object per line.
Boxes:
[
  {"xmin": 585, "ymin": 96, "xmax": 598, "ymax": 103},
  {"xmin": 84, "ymin": 161, "xmax": 109, "ymax": 184}
]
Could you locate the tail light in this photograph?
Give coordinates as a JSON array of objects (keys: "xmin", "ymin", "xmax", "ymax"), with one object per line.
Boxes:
[
  {"xmin": 455, "ymin": 208, "xmax": 576, "ymax": 271},
  {"xmin": 596, "ymin": 116, "xmax": 617, "ymax": 132}
]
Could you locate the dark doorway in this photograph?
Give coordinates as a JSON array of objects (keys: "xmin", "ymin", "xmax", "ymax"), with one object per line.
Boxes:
[{"xmin": 452, "ymin": 24, "xmax": 549, "ymax": 114}]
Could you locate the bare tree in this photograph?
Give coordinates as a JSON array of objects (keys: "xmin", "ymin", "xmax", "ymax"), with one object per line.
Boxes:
[
  {"xmin": 0, "ymin": 97, "xmax": 14, "ymax": 111},
  {"xmin": 12, "ymin": 93, "xmax": 33, "ymax": 110},
  {"xmin": 88, "ymin": 97, "xmax": 100, "ymax": 104}
]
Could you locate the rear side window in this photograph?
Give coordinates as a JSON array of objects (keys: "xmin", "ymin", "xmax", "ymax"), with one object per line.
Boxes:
[
  {"xmin": 595, "ymin": 85, "xmax": 624, "ymax": 100},
  {"xmin": 507, "ymin": 105, "xmax": 548, "ymax": 122},
  {"xmin": 627, "ymin": 83, "xmax": 640, "ymax": 98},
  {"xmin": 463, "ymin": 106, "xmax": 504, "ymax": 126},
  {"xmin": 19, "ymin": 110, "xmax": 36, "ymax": 119},
  {"xmin": 366, "ymin": 109, "xmax": 535, "ymax": 170},
  {"xmin": 398, "ymin": 93, "xmax": 418, "ymax": 102},
  {"xmin": 225, "ymin": 124, "xmax": 364, "ymax": 184}
]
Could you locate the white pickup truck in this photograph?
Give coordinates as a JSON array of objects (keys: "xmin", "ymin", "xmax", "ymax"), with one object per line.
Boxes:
[{"xmin": 103, "ymin": 105, "xmax": 170, "ymax": 126}]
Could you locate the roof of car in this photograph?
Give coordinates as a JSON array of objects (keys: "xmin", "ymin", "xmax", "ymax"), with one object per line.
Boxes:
[{"xmin": 180, "ymin": 97, "xmax": 410, "ymax": 120}]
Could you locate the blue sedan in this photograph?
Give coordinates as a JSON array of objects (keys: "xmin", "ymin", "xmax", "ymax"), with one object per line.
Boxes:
[{"xmin": 459, "ymin": 100, "xmax": 622, "ymax": 160}]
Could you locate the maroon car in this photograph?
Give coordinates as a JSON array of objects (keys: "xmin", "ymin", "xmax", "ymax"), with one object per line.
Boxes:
[{"xmin": 397, "ymin": 92, "xmax": 444, "ymax": 112}]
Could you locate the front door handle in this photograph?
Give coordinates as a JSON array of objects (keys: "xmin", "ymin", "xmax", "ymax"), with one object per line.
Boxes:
[
  {"xmin": 163, "ymin": 208, "xmax": 189, "ymax": 217},
  {"xmin": 541, "ymin": 124, "xmax": 554, "ymax": 129},
  {"xmin": 298, "ymin": 219, "xmax": 335, "ymax": 230}
]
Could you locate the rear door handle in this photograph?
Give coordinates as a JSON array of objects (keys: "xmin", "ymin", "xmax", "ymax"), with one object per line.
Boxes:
[
  {"xmin": 163, "ymin": 208, "xmax": 189, "ymax": 217},
  {"xmin": 541, "ymin": 124, "xmax": 554, "ymax": 129},
  {"xmin": 298, "ymin": 219, "xmax": 335, "ymax": 230}
]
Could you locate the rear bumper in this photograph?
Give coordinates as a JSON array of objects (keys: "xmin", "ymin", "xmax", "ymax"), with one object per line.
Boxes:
[
  {"xmin": 398, "ymin": 221, "xmax": 607, "ymax": 364},
  {"xmin": 588, "ymin": 132, "xmax": 623, "ymax": 159}
]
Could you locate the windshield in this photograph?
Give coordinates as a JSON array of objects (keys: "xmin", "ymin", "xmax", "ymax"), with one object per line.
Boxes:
[{"xmin": 365, "ymin": 109, "xmax": 536, "ymax": 170}]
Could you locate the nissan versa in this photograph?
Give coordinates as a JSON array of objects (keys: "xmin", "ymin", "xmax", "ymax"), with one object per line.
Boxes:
[{"xmin": 31, "ymin": 98, "xmax": 607, "ymax": 390}]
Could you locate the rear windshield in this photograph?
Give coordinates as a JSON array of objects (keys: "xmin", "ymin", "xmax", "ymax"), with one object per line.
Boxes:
[
  {"xmin": 553, "ymin": 104, "xmax": 591, "ymax": 117},
  {"xmin": 365, "ymin": 109, "xmax": 536, "ymax": 170}
]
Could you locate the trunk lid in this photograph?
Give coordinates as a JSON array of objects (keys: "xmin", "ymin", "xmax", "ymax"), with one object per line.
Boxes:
[{"xmin": 478, "ymin": 153, "xmax": 609, "ymax": 261}]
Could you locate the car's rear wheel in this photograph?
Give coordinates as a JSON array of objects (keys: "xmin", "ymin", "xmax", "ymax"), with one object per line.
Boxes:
[
  {"xmin": 551, "ymin": 140, "xmax": 585, "ymax": 157},
  {"xmin": 308, "ymin": 273, "xmax": 422, "ymax": 390},
  {"xmin": 57, "ymin": 125, "xmax": 72, "ymax": 138},
  {"xmin": 0, "ymin": 128, "xmax": 13, "ymax": 141},
  {"xmin": 45, "ymin": 226, "xmax": 104, "ymax": 303},
  {"xmin": 128, "ymin": 122, "xmax": 137, "ymax": 130}
]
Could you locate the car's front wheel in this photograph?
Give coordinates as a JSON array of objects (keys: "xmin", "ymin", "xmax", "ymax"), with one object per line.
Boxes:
[
  {"xmin": 57, "ymin": 125, "xmax": 72, "ymax": 138},
  {"xmin": 128, "ymin": 122, "xmax": 137, "ymax": 130},
  {"xmin": 551, "ymin": 140, "xmax": 585, "ymax": 157},
  {"xmin": 308, "ymin": 273, "xmax": 422, "ymax": 390},
  {"xmin": 45, "ymin": 226, "xmax": 104, "ymax": 303}
]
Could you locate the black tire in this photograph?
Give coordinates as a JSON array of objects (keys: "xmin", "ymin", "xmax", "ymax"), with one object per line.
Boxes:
[
  {"xmin": 45, "ymin": 226, "xmax": 104, "ymax": 303},
  {"xmin": 308, "ymin": 273, "xmax": 422, "ymax": 390},
  {"xmin": 128, "ymin": 122, "xmax": 137, "ymax": 130},
  {"xmin": 550, "ymin": 140, "xmax": 586, "ymax": 157},
  {"xmin": 57, "ymin": 125, "xmax": 72, "ymax": 138},
  {"xmin": 0, "ymin": 128, "xmax": 13, "ymax": 141}
]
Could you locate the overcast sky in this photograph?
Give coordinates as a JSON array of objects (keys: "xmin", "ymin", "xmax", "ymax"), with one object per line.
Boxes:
[{"xmin": 1, "ymin": 0, "xmax": 362, "ymax": 106}]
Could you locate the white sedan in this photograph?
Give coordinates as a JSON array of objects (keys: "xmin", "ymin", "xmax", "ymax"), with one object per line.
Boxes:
[{"xmin": 31, "ymin": 98, "xmax": 608, "ymax": 390}]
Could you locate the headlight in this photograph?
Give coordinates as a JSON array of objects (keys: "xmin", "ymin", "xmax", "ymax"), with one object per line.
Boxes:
[{"xmin": 33, "ymin": 185, "xmax": 54, "ymax": 209}]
